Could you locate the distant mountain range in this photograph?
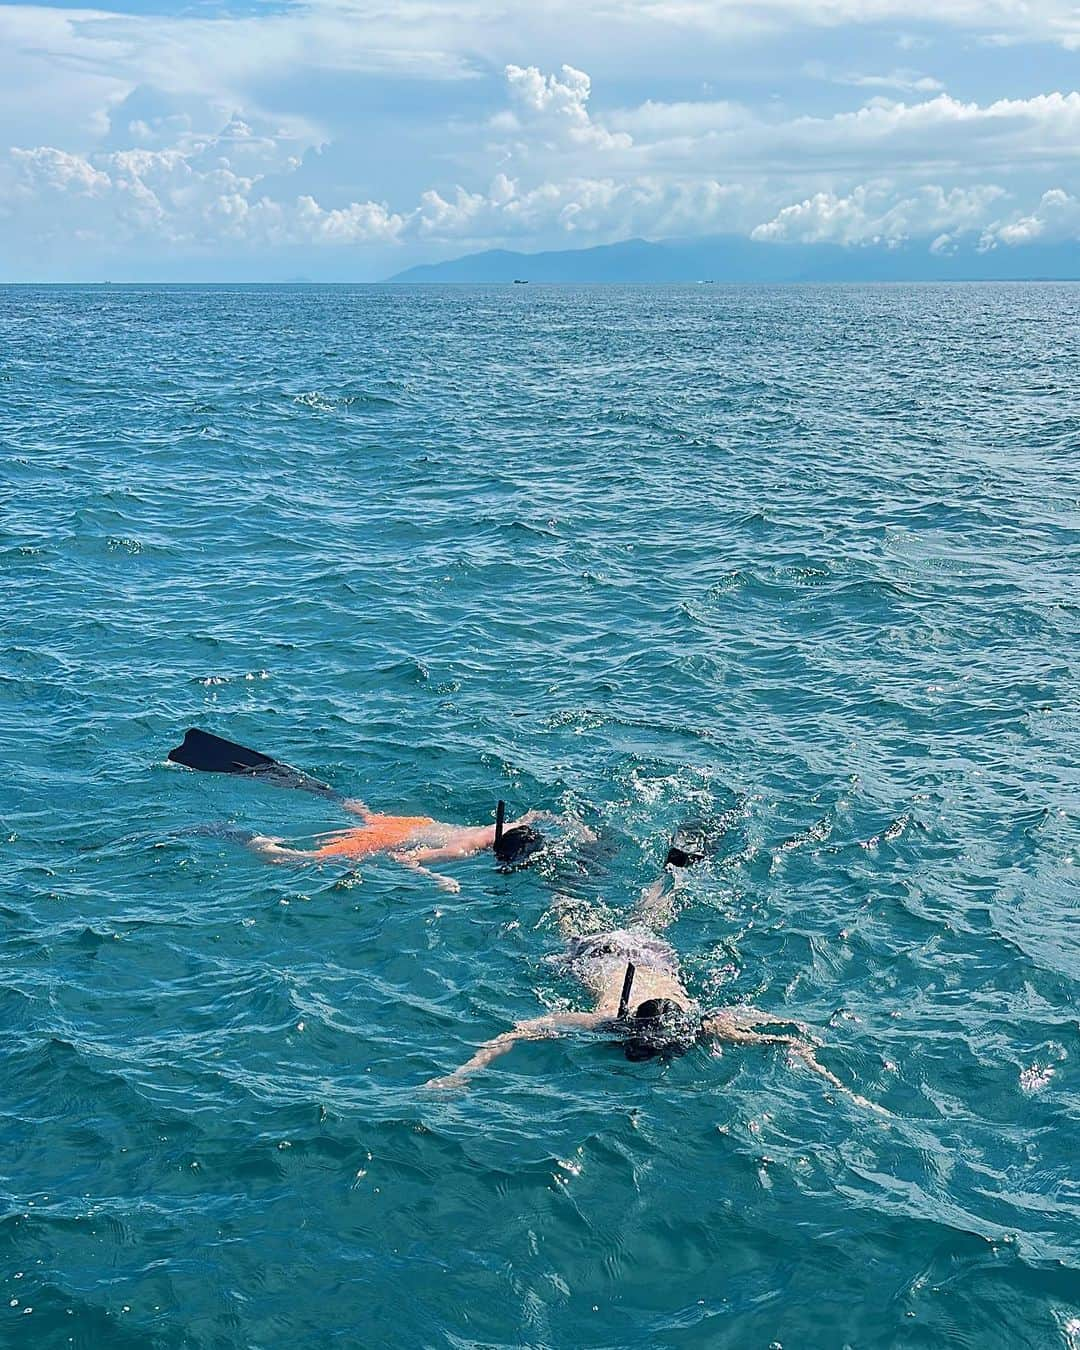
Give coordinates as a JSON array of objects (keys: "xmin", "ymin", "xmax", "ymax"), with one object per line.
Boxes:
[{"xmin": 387, "ymin": 234, "xmax": 1079, "ymax": 283}]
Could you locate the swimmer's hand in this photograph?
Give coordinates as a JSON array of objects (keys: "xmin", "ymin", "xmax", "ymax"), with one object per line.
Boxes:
[
  {"xmin": 249, "ymin": 835, "xmax": 310, "ymax": 864},
  {"xmin": 423, "ymin": 1073, "xmax": 468, "ymax": 1092}
]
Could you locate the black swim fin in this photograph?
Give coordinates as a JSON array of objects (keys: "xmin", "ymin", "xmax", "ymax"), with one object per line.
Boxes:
[{"xmin": 167, "ymin": 728, "xmax": 343, "ymax": 801}]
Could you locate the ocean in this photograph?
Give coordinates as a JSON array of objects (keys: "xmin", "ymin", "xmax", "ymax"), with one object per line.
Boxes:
[{"xmin": 1, "ymin": 282, "xmax": 1078, "ymax": 1348}]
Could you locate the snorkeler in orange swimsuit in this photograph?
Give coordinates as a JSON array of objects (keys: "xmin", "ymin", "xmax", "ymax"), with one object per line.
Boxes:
[
  {"xmin": 249, "ymin": 799, "xmax": 550, "ymax": 892},
  {"xmin": 168, "ymin": 728, "xmax": 552, "ymax": 893}
]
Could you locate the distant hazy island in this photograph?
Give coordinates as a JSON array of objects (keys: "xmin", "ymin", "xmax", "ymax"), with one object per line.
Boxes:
[{"xmin": 387, "ymin": 234, "xmax": 1080, "ymax": 284}]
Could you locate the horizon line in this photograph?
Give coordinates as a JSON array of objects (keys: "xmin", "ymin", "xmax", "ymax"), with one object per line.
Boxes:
[{"xmin": 3, "ymin": 276, "xmax": 1079, "ymax": 286}]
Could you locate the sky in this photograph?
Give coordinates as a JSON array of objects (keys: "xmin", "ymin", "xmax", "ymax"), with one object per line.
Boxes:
[{"xmin": 1, "ymin": 0, "xmax": 1078, "ymax": 279}]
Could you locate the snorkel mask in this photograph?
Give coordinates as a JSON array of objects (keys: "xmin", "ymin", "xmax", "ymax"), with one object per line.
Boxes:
[
  {"xmin": 615, "ymin": 962, "xmax": 700, "ymax": 1062},
  {"xmin": 493, "ymin": 799, "xmax": 546, "ymax": 871}
]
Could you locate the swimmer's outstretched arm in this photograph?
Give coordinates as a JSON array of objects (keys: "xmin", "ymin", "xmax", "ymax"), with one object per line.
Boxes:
[
  {"xmin": 701, "ymin": 1013, "xmax": 887, "ymax": 1115},
  {"xmin": 425, "ymin": 1011, "xmax": 606, "ymax": 1090},
  {"xmin": 391, "ymin": 848, "xmax": 468, "ymax": 894}
]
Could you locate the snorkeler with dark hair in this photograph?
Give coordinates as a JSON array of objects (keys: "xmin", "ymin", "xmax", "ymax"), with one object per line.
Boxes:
[
  {"xmin": 426, "ymin": 836, "xmax": 883, "ymax": 1112},
  {"xmin": 168, "ymin": 728, "xmax": 551, "ymax": 893}
]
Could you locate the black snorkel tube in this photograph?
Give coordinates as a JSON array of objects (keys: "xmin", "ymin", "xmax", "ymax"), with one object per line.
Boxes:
[
  {"xmin": 617, "ymin": 961, "xmax": 636, "ymax": 1021},
  {"xmin": 494, "ymin": 799, "xmax": 506, "ymax": 853}
]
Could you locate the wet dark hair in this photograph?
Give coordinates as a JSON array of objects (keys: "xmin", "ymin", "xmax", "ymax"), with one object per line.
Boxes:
[
  {"xmin": 493, "ymin": 823, "xmax": 545, "ymax": 869},
  {"xmin": 622, "ymin": 998, "xmax": 699, "ymax": 1062},
  {"xmin": 664, "ymin": 844, "xmax": 703, "ymax": 868}
]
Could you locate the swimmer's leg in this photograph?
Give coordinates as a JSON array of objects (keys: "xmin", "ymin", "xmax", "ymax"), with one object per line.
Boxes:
[
  {"xmin": 556, "ymin": 911, "xmax": 577, "ymax": 940},
  {"xmin": 629, "ymin": 823, "xmax": 715, "ymax": 931},
  {"xmin": 630, "ymin": 876, "xmax": 678, "ymax": 931},
  {"xmin": 552, "ymin": 897, "xmax": 583, "ymax": 940}
]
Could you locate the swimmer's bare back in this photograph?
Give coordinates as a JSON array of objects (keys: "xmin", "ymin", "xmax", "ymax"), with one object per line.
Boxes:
[{"xmin": 249, "ymin": 801, "xmax": 550, "ymax": 893}]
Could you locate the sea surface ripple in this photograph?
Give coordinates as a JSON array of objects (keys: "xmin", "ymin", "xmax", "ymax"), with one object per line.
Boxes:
[{"xmin": 1, "ymin": 283, "xmax": 1078, "ymax": 1349}]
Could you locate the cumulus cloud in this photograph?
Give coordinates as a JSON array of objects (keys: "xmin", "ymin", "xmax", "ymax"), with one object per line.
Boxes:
[
  {"xmin": 414, "ymin": 172, "xmax": 745, "ymax": 240},
  {"xmin": 726, "ymin": 91, "xmax": 1080, "ymax": 177},
  {"xmin": 8, "ymin": 126, "xmax": 406, "ymax": 248},
  {"xmin": 7, "ymin": 120, "xmax": 748, "ymax": 252},
  {"xmin": 979, "ymin": 187, "xmax": 1080, "ymax": 246},
  {"xmin": 5, "ymin": 52, "xmax": 1080, "ymax": 268},
  {"xmin": 750, "ymin": 182, "xmax": 1008, "ymax": 245},
  {"xmin": 752, "ymin": 179, "xmax": 1080, "ymax": 249},
  {"xmin": 487, "ymin": 79, "xmax": 1080, "ymax": 181},
  {"xmin": 501, "ymin": 63, "xmax": 632, "ymax": 150},
  {"xmin": 10, "ymin": 145, "xmax": 111, "ymax": 196}
]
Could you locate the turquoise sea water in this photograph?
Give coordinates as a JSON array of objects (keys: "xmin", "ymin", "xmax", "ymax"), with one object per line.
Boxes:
[{"xmin": 1, "ymin": 283, "xmax": 1078, "ymax": 1349}]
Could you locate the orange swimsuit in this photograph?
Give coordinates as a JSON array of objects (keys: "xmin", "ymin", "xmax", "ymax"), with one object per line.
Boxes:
[{"xmin": 313, "ymin": 814, "xmax": 434, "ymax": 860}]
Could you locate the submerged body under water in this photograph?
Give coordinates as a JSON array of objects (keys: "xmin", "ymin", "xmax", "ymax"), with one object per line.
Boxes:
[{"xmin": 1, "ymin": 282, "xmax": 1078, "ymax": 1349}]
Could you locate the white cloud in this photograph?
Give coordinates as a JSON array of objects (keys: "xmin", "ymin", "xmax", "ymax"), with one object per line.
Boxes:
[
  {"xmin": 486, "ymin": 78, "xmax": 1080, "ymax": 181},
  {"xmin": 0, "ymin": 1, "xmax": 478, "ymax": 160},
  {"xmin": 787, "ymin": 90, "xmax": 1080, "ymax": 156},
  {"xmin": 752, "ymin": 178, "xmax": 1080, "ymax": 249},
  {"xmin": 614, "ymin": 99, "xmax": 750, "ymax": 139},
  {"xmin": 5, "ymin": 54, "xmax": 1080, "ymax": 268},
  {"xmin": 506, "ymin": 63, "xmax": 590, "ymax": 121},
  {"xmin": 804, "ymin": 62, "xmax": 945, "ymax": 94},
  {"xmin": 8, "ymin": 126, "xmax": 406, "ymax": 248},
  {"xmin": 634, "ymin": 0, "xmax": 1080, "ymax": 48},
  {"xmin": 846, "ymin": 71, "xmax": 945, "ymax": 94},
  {"xmin": 750, "ymin": 181, "xmax": 1008, "ymax": 245},
  {"xmin": 502, "ymin": 63, "xmax": 632, "ymax": 150},
  {"xmin": 2, "ymin": 0, "xmax": 1078, "ymax": 159},
  {"xmin": 979, "ymin": 187, "xmax": 1080, "ymax": 245},
  {"xmin": 5, "ymin": 110, "xmax": 747, "ymax": 255},
  {"xmin": 414, "ymin": 172, "xmax": 745, "ymax": 241},
  {"xmin": 10, "ymin": 145, "xmax": 111, "ymax": 195}
]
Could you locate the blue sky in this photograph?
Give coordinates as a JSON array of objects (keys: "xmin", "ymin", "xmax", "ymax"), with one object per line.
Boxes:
[{"xmin": 1, "ymin": 0, "xmax": 1078, "ymax": 279}]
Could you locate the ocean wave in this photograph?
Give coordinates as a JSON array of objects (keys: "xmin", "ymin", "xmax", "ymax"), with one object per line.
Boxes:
[{"xmin": 2, "ymin": 281, "xmax": 1078, "ymax": 1349}]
